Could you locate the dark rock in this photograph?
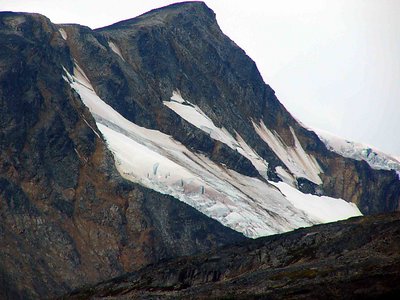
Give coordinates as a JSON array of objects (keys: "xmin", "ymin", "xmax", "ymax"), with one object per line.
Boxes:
[
  {"xmin": 297, "ymin": 177, "xmax": 320, "ymax": 195},
  {"xmin": 64, "ymin": 213, "xmax": 400, "ymax": 299}
]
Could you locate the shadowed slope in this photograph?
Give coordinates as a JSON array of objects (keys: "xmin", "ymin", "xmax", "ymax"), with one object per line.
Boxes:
[{"xmin": 65, "ymin": 213, "xmax": 400, "ymax": 299}]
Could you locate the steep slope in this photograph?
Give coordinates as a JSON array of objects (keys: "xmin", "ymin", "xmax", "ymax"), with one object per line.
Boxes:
[
  {"xmin": 63, "ymin": 63, "xmax": 360, "ymax": 238},
  {"xmin": 0, "ymin": 11, "xmax": 245, "ymax": 300},
  {"xmin": 65, "ymin": 212, "xmax": 400, "ymax": 299}
]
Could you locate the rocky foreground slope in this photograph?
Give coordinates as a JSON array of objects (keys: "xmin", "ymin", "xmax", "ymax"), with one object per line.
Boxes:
[
  {"xmin": 65, "ymin": 213, "xmax": 400, "ymax": 299},
  {"xmin": 1, "ymin": 1, "xmax": 400, "ymax": 299}
]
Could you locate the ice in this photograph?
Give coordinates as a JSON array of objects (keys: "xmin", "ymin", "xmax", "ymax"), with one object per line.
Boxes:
[
  {"xmin": 253, "ymin": 120, "xmax": 323, "ymax": 184},
  {"xmin": 272, "ymin": 181, "xmax": 362, "ymax": 223},
  {"xmin": 98, "ymin": 124, "xmax": 197, "ymax": 186},
  {"xmin": 314, "ymin": 128, "xmax": 400, "ymax": 172},
  {"xmin": 64, "ymin": 65, "xmax": 362, "ymax": 238},
  {"xmin": 108, "ymin": 41, "xmax": 125, "ymax": 61}
]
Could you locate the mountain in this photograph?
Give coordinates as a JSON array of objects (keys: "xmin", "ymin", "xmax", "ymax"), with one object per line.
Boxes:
[
  {"xmin": 0, "ymin": 1, "xmax": 399, "ymax": 298},
  {"xmin": 0, "ymin": 8, "xmax": 245, "ymax": 299},
  {"xmin": 65, "ymin": 212, "xmax": 400, "ymax": 299}
]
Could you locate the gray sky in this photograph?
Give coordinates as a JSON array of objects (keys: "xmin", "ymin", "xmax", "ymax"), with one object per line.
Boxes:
[{"xmin": 2, "ymin": 0, "xmax": 399, "ymax": 156}]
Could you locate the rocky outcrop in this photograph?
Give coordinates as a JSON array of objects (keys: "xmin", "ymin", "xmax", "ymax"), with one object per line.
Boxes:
[
  {"xmin": 0, "ymin": 11, "xmax": 245, "ymax": 299},
  {"xmin": 64, "ymin": 212, "xmax": 400, "ymax": 299}
]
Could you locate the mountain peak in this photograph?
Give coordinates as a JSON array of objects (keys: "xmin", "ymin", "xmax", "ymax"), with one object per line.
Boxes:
[
  {"xmin": 96, "ymin": 1, "xmax": 215, "ymax": 31},
  {"xmin": 0, "ymin": 11, "xmax": 52, "ymax": 31}
]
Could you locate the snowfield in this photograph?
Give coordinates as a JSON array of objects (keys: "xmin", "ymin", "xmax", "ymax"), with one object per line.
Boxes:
[{"xmin": 64, "ymin": 66, "xmax": 362, "ymax": 238}]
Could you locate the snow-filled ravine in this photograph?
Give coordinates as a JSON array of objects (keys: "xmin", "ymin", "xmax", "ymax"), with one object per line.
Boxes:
[{"xmin": 64, "ymin": 65, "xmax": 362, "ymax": 238}]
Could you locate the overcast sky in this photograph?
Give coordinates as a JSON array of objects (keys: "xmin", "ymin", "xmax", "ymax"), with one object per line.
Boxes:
[{"xmin": 1, "ymin": 0, "xmax": 399, "ymax": 156}]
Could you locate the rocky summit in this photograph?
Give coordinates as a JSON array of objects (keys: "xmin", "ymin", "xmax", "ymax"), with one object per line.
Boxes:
[{"xmin": 1, "ymin": 1, "xmax": 399, "ymax": 299}]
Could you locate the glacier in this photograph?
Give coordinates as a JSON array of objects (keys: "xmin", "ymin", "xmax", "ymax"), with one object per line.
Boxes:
[
  {"xmin": 314, "ymin": 129, "xmax": 400, "ymax": 172},
  {"xmin": 64, "ymin": 65, "xmax": 362, "ymax": 238}
]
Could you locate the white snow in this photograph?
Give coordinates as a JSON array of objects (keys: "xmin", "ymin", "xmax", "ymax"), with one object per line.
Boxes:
[
  {"xmin": 314, "ymin": 128, "xmax": 400, "ymax": 172},
  {"xmin": 164, "ymin": 92, "xmax": 239, "ymax": 149},
  {"xmin": 235, "ymin": 132, "xmax": 269, "ymax": 175},
  {"xmin": 272, "ymin": 181, "xmax": 362, "ymax": 223},
  {"xmin": 58, "ymin": 28, "xmax": 67, "ymax": 40},
  {"xmin": 63, "ymin": 66, "xmax": 362, "ymax": 238},
  {"xmin": 108, "ymin": 41, "xmax": 125, "ymax": 61},
  {"xmin": 275, "ymin": 166, "xmax": 296, "ymax": 186},
  {"xmin": 253, "ymin": 120, "xmax": 323, "ymax": 184},
  {"xmin": 170, "ymin": 90, "xmax": 186, "ymax": 103}
]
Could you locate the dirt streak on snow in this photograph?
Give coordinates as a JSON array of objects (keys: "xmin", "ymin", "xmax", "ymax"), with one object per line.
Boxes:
[{"xmin": 253, "ymin": 120, "xmax": 322, "ymax": 185}]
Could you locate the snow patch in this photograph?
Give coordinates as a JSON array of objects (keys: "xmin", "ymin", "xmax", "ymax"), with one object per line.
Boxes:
[
  {"xmin": 164, "ymin": 93, "xmax": 239, "ymax": 149},
  {"xmin": 82, "ymin": 117, "xmax": 101, "ymax": 138},
  {"xmin": 275, "ymin": 166, "xmax": 296, "ymax": 186},
  {"xmin": 170, "ymin": 90, "xmax": 186, "ymax": 103},
  {"xmin": 314, "ymin": 128, "xmax": 400, "ymax": 172},
  {"xmin": 253, "ymin": 120, "xmax": 323, "ymax": 184},
  {"xmin": 108, "ymin": 41, "xmax": 125, "ymax": 61},
  {"xmin": 272, "ymin": 181, "xmax": 362, "ymax": 223},
  {"xmin": 58, "ymin": 28, "xmax": 67, "ymax": 40},
  {"xmin": 235, "ymin": 133, "xmax": 269, "ymax": 176}
]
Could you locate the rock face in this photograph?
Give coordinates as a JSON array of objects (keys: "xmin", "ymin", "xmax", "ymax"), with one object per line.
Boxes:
[
  {"xmin": 0, "ymin": 1, "xmax": 399, "ymax": 299},
  {"xmin": 64, "ymin": 212, "xmax": 400, "ymax": 299}
]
